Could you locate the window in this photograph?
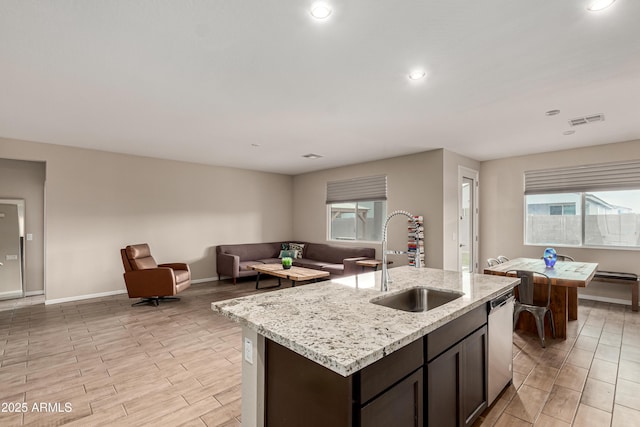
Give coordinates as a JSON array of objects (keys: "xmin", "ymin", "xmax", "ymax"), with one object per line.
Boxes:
[
  {"xmin": 585, "ymin": 190, "xmax": 640, "ymax": 247},
  {"xmin": 549, "ymin": 204, "xmax": 576, "ymax": 215},
  {"xmin": 524, "ymin": 161, "xmax": 640, "ymax": 249},
  {"xmin": 327, "ymin": 176, "xmax": 387, "ymax": 242},
  {"xmin": 525, "ymin": 193, "xmax": 581, "ymax": 246}
]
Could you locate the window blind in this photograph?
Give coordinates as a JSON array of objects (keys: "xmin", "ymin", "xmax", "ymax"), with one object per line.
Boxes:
[
  {"xmin": 326, "ymin": 175, "xmax": 387, "ymax": 203},
  {"xmin": 524, "ymin": 160, "xmax": 640, "ymax": 195}
]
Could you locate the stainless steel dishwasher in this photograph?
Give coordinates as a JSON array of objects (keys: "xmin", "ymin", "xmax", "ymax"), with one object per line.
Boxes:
[{"xmin": 487, "ymin": 290, "xmax": 514, "ymax": 406}]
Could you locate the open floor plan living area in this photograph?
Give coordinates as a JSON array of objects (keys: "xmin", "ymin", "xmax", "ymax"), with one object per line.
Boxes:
[{"xmin": 2, "ymin": 1, "xmax": 640, "ymax": 426}]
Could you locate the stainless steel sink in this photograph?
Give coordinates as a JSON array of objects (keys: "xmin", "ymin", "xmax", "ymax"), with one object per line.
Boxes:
[{"xmin": 371, "ymin": 287, "xmax": 464, "ymax": 312}]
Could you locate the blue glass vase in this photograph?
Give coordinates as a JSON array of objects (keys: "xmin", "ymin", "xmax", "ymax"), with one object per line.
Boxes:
[{"xmin": 543, "ymin": 248, "xmax": 557, "ymax": 268}]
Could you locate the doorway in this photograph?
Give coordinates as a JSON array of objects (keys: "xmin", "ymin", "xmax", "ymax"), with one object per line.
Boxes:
[{"xmin": 458, "ymin": 167, "xmax": 479, "ymax": 272}]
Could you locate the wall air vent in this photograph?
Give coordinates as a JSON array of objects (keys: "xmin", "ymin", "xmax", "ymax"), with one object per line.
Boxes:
[{"xmin": 569, "ymin": 114, "xmax": 605, "ymax": 127}]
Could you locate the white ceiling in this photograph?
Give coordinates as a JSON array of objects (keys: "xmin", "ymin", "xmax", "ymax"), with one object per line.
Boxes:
[{"xmin": 1, "ymin": 1, "xmax": 639, "ymax": 175}]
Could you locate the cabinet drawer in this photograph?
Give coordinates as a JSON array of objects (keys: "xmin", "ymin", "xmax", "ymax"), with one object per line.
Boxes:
[
  {"xmin": 360, "ymin": 339, "xmax": 423, "ymax": 403},
  {"xmin": 426, "ymin": 304, "xmax": 487, "ymax": 361},
  {"xmin": 361, "ymin": 367, "xmax": 423, "ymax": 427}
]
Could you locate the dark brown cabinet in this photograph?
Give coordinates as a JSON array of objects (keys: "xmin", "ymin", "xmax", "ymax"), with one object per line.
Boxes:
[
  {"xmin": 424, "ymin": 303, "xmax": 488, "ymax": 427},
  {"xmin": 462, "ymin": 326, "xmax": 488, "ymax": 426},
  {"xmin": 264, "ymin": 304, "xmax": 488, "ymax": 427},
  {"xmin": 265, "ymin": 339, "xmax": 423, "ymax": 427},
  {"xmin": 426, "ymin": 342, "xmax": 460, "ymax": 427},
  {"xmin": 361, "ymin": 368, "xmax": 423, "ymax": 427},
  {"xmin": 426, "ymin": 326, "xmax": 488, "ymax": 427}
]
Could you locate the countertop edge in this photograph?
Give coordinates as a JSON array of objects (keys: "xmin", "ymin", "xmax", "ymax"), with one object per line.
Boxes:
[{"xmin": 211, "ymin": 282, "xmax": 517, "ymax": 377}]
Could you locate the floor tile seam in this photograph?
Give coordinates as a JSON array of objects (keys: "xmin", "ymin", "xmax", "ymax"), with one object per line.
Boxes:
[
  {"xmin": 505, "ymin": 389, "xmax": 551, "ymax": 425},
  {"xmin": 122, "ymin": 393, "xmax": 190, "ymax": 421},
  {"xmin": 541, "ymin": 391, "xmax": 581, "ymax": 426},
  {"xmin": 578, "ymin": 399, "xmax": 615, "ymax": 417},
  {"xmin": 613, "ymin": 400, "xmax": 640, "ymax": 414},
  {"xmin": 616, "ymin": 364, "xmax": 640, "ymax": 385},
  {"xmin": 25, "ymin": 367, "xmax": 83, "ymax": 384}
]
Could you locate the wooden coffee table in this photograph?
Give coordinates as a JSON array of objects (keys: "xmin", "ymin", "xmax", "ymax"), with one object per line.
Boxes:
[{"xmin": 248, "ymin": 264, "xmax": 331, "ymax": 289}]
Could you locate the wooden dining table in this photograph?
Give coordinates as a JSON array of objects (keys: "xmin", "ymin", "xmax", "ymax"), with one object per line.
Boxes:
[{"xmin": 484, "ymin": 257, "xmax": 598, "ymax": 339}]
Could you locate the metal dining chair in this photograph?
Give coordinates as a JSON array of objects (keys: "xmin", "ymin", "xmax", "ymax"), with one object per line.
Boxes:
[
  {"xmin": 497, "ymin": 255, "xmax": 510, "ymax": 263},
  {"xmin": 487, "ymin": 258, "xmax": 501, "ymax": 267},
  {"xmin": 508, "ymin": 269, "xmax": 556, "ymax": 347}
]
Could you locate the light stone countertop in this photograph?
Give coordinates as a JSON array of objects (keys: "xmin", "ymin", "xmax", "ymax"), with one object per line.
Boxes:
[{"xmin": 211, "ymin": 266, "xmax": 519, "ymax": 377}]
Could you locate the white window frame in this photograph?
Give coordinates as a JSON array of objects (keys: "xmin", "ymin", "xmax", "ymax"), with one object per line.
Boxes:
[
  {"xmin": 524, "ymin": 161, "xmax": 640, "ymax": 250},
  {"xmin": 326, "ymin": 175, "xmax": 387, "ymax": 243}
]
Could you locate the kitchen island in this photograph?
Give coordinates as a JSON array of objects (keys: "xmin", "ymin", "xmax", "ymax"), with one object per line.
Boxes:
[{"xmin": 211, "ymin": 266, "xmax": 519, "ymax": 427}]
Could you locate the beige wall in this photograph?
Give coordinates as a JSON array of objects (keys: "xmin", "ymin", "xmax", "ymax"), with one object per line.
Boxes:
[
  {"xmin": 7, "ymin": 130, "xmax": 635, "ymax": 305},
  {"xmin": 293, "ymin": 149, "xmax": 478, "ymax": 270},
  {"xmin": 480, "ymin": 139, "xmax": 640, "ymax": 303},
  {"xmin": 0, "ymin": 159, "xmax": 45, "ymax": 294},
  {"xmin": 1, "ymin": 137, "xmax": 294, "ymax": 302}
]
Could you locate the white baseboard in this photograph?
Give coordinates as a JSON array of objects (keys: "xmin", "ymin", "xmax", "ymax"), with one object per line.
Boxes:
[
  {"xmin": 45, "ymin": 289, "xmax": 127, "ymax": 305},
  {"xmin": 25, "ymin": 290, "xmax": 44, "ymax": 297},
  {"xmin": 0, "ymin": 290, "xmax": 24, "ymax": 299},
  {"xmin": 192, "ymin": 276, "xmax": 219, "ymax": 284},
  {"xmin": 43, "ymin": 277, "xmax": 219, "ymax": 305},
  {"xmin": 578, "ymin": 294, "xmax": 631, "ymax": 307}
]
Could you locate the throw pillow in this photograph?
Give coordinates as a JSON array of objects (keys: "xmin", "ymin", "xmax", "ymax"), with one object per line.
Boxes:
[
  {"xmin": 288, "ymin": 243, "xmax": 305, "ymax": 258},
  {"xmin": 279, "ymin": 249, "xmax": 298, "ymax": 259},
  {"xmin": 281, "ymin": 243, "xmax": 290, "ymax": 250}
]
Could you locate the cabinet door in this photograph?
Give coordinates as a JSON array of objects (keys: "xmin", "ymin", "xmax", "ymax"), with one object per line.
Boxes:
[
  {"xmin": 427, "ymin": 343, "xmax": 462, "ymax": 427},
  {"xmin": 462, "ymin": 326, "xmax": 488, "ymax": 427},
  {"xmin": 361, "ymin": 368, "xmax": 423, "ymax": 427},
  {"xmin": 265, "ymin": 340, "xmax": 353, "ymax": 427}
]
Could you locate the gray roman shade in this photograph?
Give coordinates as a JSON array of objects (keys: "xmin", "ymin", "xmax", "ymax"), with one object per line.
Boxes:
[
  {"xmin": 326, "ymin": 175, "xmax": 387, "ymax": 203},
  {"xmin": 525, "ymin": 160, "xmax": 640, "ymax": 195}
]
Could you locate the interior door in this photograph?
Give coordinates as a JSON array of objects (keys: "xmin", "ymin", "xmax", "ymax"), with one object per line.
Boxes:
[{"xmin": 458, "ymin": 168, "xmax": 479, "ymax": 273}]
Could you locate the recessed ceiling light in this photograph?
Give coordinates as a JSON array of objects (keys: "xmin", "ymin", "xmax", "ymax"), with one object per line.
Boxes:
[
  {"xmin": 310, "ymin": 2, "xmax": 332, "ymax": 20},
  {"xmin": 587, "ymin": 0, "xmax": 616, "ymax": 11},
  {"xmin": 545, "ymin": 109, "xmax": 561, "ymax": 116},
  {"xmin": 302, "ymin": 153, "xmax": 323, "ymax": 159},
  {"xmin": 563, "ymin": 130, "xmax": 576, "ymax": 135},
  {"xmin": 408, "ymin": 70, "xmax": 426, "ymax": 81}
]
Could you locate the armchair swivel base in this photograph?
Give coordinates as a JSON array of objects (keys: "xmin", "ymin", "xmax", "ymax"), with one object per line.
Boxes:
[{"xmin": 131, "ymin": 296, "xmax": 181, "ymax": 307}]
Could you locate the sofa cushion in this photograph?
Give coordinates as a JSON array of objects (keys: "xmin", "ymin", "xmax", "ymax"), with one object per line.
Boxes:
[
  {"xmin": 321, "ymin": 264, "xmax": 345, "ymax": 275},
  {"xmin": 293, "ymin": 259, "xmax": 329, "ymax": 269},
  {"xmin": 278, "ymin": 250, "xmax": 298, "ymax": 259},
  {"xmin": 288, "ymin": 243, "xmax": 305, "ymax": 258},
  {"xmin": 218, "ymin": 243, "xmax": 281, "ymax": 261},
  {"xmin": 239, "ymin": 260, "xmax": 262, "ymax": 271},
  {"xmin": 257, "ymin": 258, "xmax": 281, "ymax": 265},
  {"xmin": 304, "ymin": 243, "xmax": 375, "ymax": 265}
]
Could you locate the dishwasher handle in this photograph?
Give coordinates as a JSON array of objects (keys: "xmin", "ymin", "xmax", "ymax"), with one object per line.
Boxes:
[{"xmin": 489, "ymin": 290, "xmax": 514, "ymax": 312}]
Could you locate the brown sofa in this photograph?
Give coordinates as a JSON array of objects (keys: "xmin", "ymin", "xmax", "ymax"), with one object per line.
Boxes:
[{"xmin": 216, "ymin": 242, "xmax": 376, "ymax": 284}]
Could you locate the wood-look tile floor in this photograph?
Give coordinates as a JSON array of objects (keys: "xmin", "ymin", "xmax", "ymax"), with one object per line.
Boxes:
[
  {"xmin": 0, "ymin": 278, "xmax": 281, "ymax": 427},
  {"xmin": 1, "ymin": 281, "xmax": 638, "ymax": 426}
]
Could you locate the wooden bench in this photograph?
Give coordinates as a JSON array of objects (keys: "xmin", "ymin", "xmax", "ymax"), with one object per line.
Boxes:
[{"xmin": 593, "ymin": 271, "xmax": 639, "ymax": 312}]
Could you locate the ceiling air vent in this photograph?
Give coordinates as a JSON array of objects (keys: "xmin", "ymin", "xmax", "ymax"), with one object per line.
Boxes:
[{"xmin": 569, "ymin": 114, "xmax": 605, "ymax": 127}]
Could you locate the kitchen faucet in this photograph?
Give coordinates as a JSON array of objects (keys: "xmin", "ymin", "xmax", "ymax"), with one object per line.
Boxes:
[{"xmin": 381, "ymin": 210, "xmax": 422, "ymax": 292}]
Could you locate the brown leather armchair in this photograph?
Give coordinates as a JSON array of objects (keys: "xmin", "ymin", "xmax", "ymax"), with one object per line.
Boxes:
[{"xmin": 121, "ymin": 243, "xmax": 191, "ymax": 306}]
